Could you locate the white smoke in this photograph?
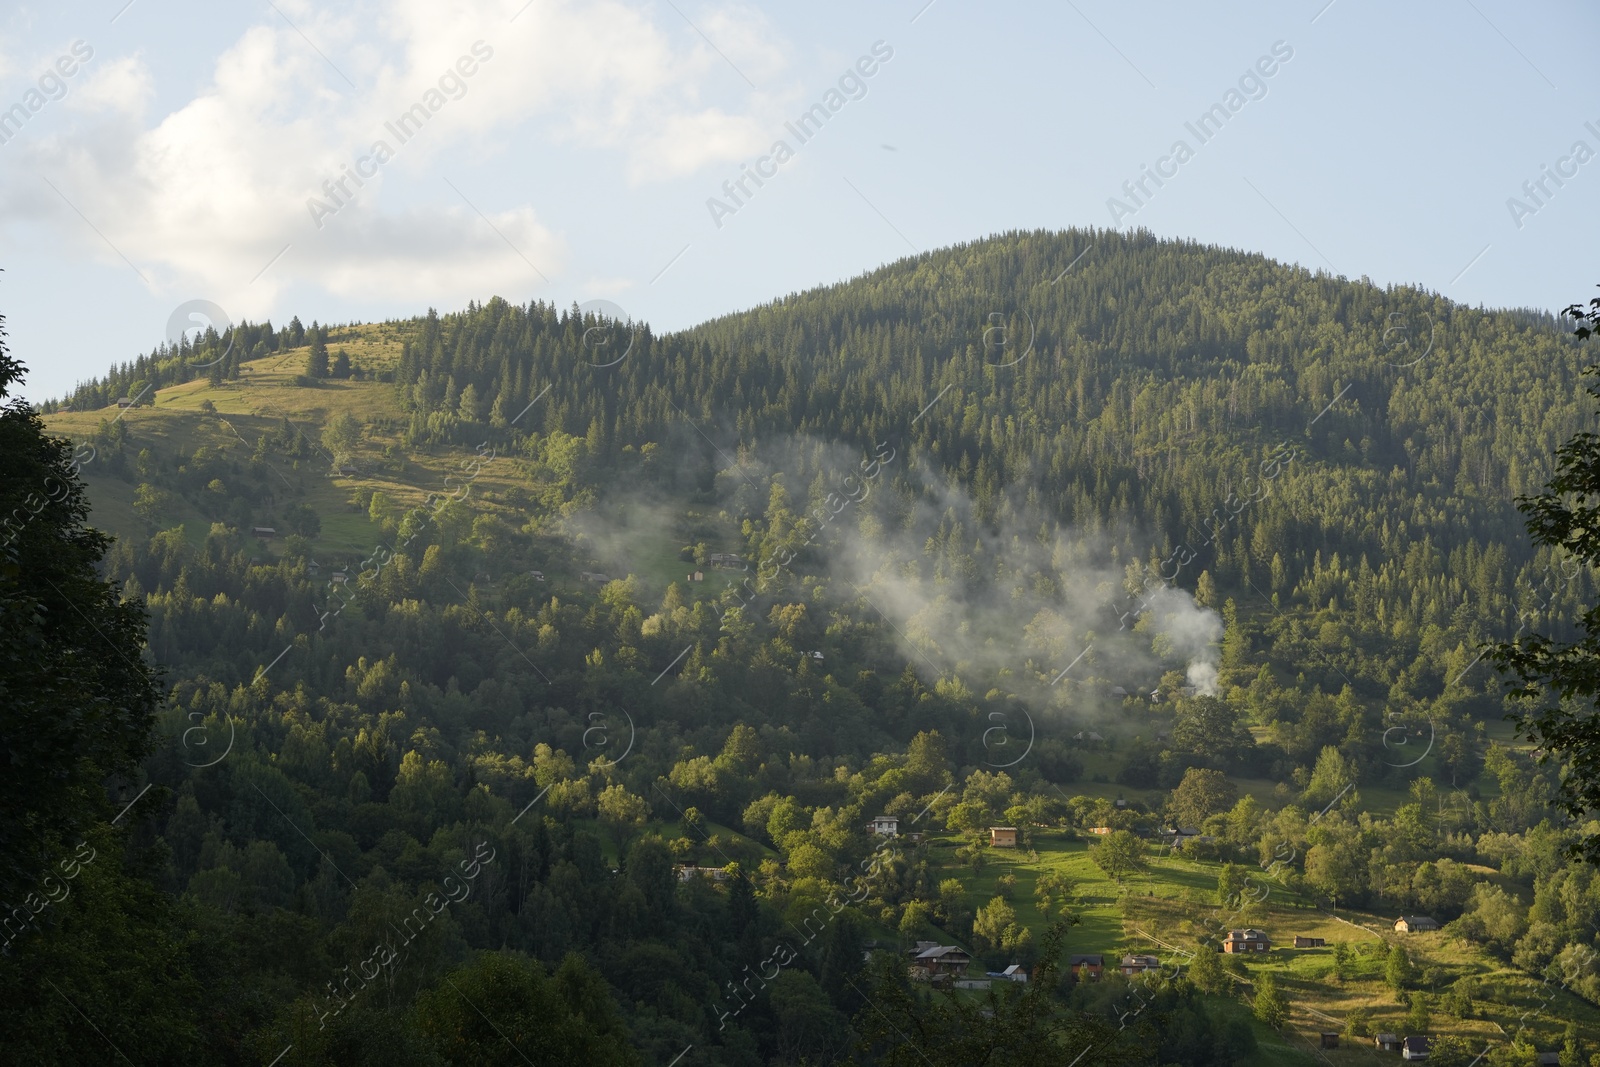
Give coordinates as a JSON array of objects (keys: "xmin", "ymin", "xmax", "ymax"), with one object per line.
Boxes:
[{"xmin": 1139, "ymin": 584, "xmax": 1224, "ymax": 696}]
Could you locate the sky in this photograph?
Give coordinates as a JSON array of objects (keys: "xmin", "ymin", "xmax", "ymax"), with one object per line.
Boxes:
[{"xmin": 1, "ymin": 0, "xmax": 1595, "ymax": 403}]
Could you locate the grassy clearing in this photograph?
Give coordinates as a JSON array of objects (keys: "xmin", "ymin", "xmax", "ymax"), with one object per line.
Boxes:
[{"xmin": 41, "ymin": 348, "xmax": 584, "ymax": 567}]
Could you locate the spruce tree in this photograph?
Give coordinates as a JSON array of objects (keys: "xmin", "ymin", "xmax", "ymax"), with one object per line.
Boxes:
[{"xmin": 307, "ymin": 325, "xmax": 329, "ymax": 378}]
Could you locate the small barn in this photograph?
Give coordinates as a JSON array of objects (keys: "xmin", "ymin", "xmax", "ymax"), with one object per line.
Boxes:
[
  {"xmin": 1293, "ymin": 936, "xmax": 1326, "ymax": 948},
  {"xmin": 989, "ymin": 827, "xmax": 1018, "ymax": 848},
  {"xmin": 1375, "ymin": 1034, "xmax": 1402, "ymax": 1052}
]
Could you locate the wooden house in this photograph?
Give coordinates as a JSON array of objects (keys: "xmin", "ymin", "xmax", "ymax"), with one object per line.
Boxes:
[
  {"xmin": 1067, "ymin": 954, "xmax": 1103, "ymax": 981},
  {"xmin": 1320, "ymin": 1033, "xmax": 1339, "ymax": 1049},
  {"xmin": 1120, "ymin": 954, "xmax": 1160, "ymax": 976},
  {"xmin": 989, "ymin": 827, "xmax": 1018, "ymax": 848},
  {"xmin": 1394, "ymin": 915, "xmax": 1441, "ymax": 933},
  {"xmin": 869, "ymin": 815, "xmax": 899, "ymax": 837},
  {"xmin": 1293, "ymin": 936, "xmax": 1326, "ymax": 948},
  {"xmin": 1222, "ymin": 929, "xmax": 1270, "ymax": 954},
  {"xmin": 911, "ymin": 946, "xmax": 971, "ymax": 978},
  {"xmin": 1402, "ymin": 1035, "xmax": 1430, "ymax": 1060},
  {"xmin": 1375, "ymin": 1034, "xmax": 1402, "ymax": 1052}
]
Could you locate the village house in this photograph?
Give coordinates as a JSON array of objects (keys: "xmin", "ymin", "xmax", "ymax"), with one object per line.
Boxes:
[
  {"xmin": 1120, "ymin": 954, "xmax": 1160, "ymax": 976},
  {"xmin": 1394, "ymin": 915, "xmax": 1441, "ymax": 933},
  {"xmin": 1402, "ymin": 1035, "xmax": 1430, "ymax": 1060},
  {"xmin": 989, "ymin": 827, "xmax": 1018, "ymax": 848},
  {"xmin": 579, "ymin": 571, "xmax": 610, "ymax": 583},
  {"xmin": 529, "ymin": 570, "xmax": 545, "ymax": 581},
  {"xmin": 117, "ymin": 396, "xmax": 132, "ymax": 409},
  {"xmin": 1088, "ymin": 826, "xmax": 1114, "ymax": 835},
  {"xmin": 1222, "ymin": 929, "xmax": 1270, "ymax": 954},
  {"xmin": 1292, "ymin": 936, "xmax": 1326, "ymax": 948},
  {"xmin": 869, "ymin": 815, "xmax": 898, "ymax": 837},
  {"xmin": 708, "ymin": 553, "xmax": 743, "ymax": 569},
  {"xmin": 1375, "ymin": 1034, "xmax": 1402, "ymax": 1052},
  {"xmin": 253, "ymin": 526, "xmax": 277, "ymax": 540},
  {"xmin": 676, "ymin": 865, "xmax": 729, "ymax": 883},
  {"xmin": 1067, "ymin": 954, "xmax": 1104, "ymax": 981},
  {"xmin": 910, "ymin": 945, "xmax": 971, "ymax": 979},
  {"xmin": 331, "ymin": 570, "xmax": 348, "ymax": 584}
]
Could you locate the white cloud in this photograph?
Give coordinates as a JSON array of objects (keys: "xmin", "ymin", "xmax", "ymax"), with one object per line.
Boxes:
[
  {"xmin": 0, "ymin": 0, "xmax": 790, "ymax": 314},
  {"xmin": 66, "ymin": 54, "xmax": 152, "ymax": 116}
]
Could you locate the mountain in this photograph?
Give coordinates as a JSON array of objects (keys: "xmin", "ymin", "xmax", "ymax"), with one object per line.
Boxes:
[{"xmin": 12, "ymin": 229, "xmax": 1599, "ymax": 1065}]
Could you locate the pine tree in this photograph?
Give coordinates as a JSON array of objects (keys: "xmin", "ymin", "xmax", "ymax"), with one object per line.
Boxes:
[
  {"xmin": 1405, "ymin": 991, "xmax": 1430, "ymax": 1034},
  {"xmin": 307, "ymin": 326, "xmax": 329, "ymax": 378},
  {"xmin": 1386, "ymin": 944, "xmax": 1414, "ymax": 995},
  {"xmin": 1252, "ymin": 972, "xmax": 1289, "ymax": 1029}
]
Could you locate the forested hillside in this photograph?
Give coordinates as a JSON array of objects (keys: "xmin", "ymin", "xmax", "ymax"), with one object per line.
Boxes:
[{"xmin": 10, "ymin": 228, "xmax": 1600, "ymax": 1066}]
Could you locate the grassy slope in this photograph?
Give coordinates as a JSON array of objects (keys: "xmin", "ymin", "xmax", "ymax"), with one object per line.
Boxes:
[
  {"xmin": 44, "ymin": 330, "xmax": 713, "ymax": 607},
  {"xmin": 932, "ymin": 830, "xmax": 1597, "ymax": 1056}
]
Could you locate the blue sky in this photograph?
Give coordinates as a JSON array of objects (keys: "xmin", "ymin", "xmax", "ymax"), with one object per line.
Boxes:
[{"xmin": 1, "ymin": 0, "xmax": 1595, "ymax": 402}]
